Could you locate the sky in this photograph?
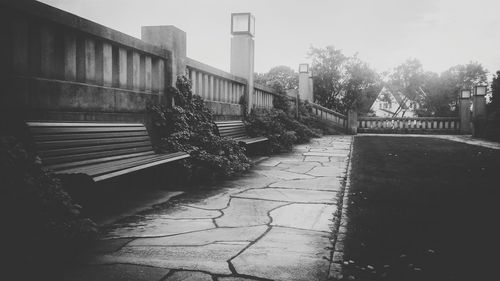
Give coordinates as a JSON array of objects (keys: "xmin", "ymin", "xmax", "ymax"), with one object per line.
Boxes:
[{"xmin": 39, "ymin": 0, "xmax": 500, "ymax": 77}]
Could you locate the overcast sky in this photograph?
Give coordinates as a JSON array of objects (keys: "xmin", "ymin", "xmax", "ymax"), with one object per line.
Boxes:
[{"xmin": 39, "ymin": 0, "xmax": 499, "ymax": 76}]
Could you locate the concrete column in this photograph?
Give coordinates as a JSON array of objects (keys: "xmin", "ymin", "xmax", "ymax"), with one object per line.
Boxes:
[
  {"xmin": 209, "ymin": 76, "xmax": 214, "ymax": 101},
  {"xmin": 472, "ymin": 94, "xmax": 487, "ymax": 137},
  {"xmin": 40, "ymin": 23, "xmax": 57, "ymax": 78},
  {"xmin": 117, "ymin": 47, "xmax": 127, "ymax": 88},
  {"xmin": 127, "ymin": 51, "xmax": 140, "ymax": 90},
  {"xmin": 145, "ymin": 56, "xmax": 152, "ymax": 92},
  {"xmin": 139, "ymin": 55, "xmax": 146, "ymax": 91},
  {"xmin": 62, "ymin": 32, "xmax": 77, "ymax": 81},
  {"xmin": 84, "ymin": 38, "xmax": 96, "ymax": 83},
  {"xmin": 347, "ymin": 110, "xmax": 358, "ymax": 135},
  {"xmin": 472, "ymin": 95, "xmax": 487, "ymax": 120},
  {"xmin": 459, "ymin": 99, "xmax": 472, "ymax": 134},
  {"xmin": 230, "ymin": 20, "xmax": 255, "ymax": 113},
  {"xmin": 299, "ymin": 67, "xmax": 313, "ymax": 102},
  {"xmin": 141, "ymin": 25, "xmax": 186, "ymax": 86},
  {"xmin": 102, "ymin": 42, "xmax": 113, "ymax": 87},
  {"xmin": 309, "ymin": 73, "xmax": 314, "ymax": 102}
]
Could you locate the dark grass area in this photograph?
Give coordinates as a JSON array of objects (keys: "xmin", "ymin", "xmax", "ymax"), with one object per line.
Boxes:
[{"xmin": 341, "ymin": 136, "xmax": 500, "ymax": 281}]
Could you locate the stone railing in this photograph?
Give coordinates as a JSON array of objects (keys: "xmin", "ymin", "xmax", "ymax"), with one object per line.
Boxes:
[
  {"xmin": 310, "ymin": 103, "xmax": 347, "ymax": 128},
  {"xmin": 186, "ymin": 58, "xmax": 247, "ymax": 119},
  {"xmin": 358, "ymin": 117, "xmax": 461, "ymax": 134},
  {"xmin": 186, "ymin": 58, "xmax": 246, "ymax": 105},
  {"xmin": 253, "ymin": 83, "xmax": 276, "ymax": 109},
  {"xmin": 2, "ymin": 0, "xmax": 172, "ymax": 122}
]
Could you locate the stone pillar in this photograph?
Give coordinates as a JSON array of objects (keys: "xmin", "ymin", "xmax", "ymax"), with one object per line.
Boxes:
[
  {"xmin": 459, "ymin": 98, "xmax": 472, "ymax": 134},
  {"xmin": 472, "ymin": 91, "xmax": 487, "ymax": 137},
  {"xmin": 141, "ymin": 25, "xmax": 187, "ymax": 87},
  {"xmin": 299, "ymin": 70, "xmax": 310, "ymax": 101},
  {"xmin": 230, "ymin": 14, "xmax": 255, "ymax": 114},
  {"xmin": 472, "ymin": 95, "xmax": 487, "ymax": 120},
  {"xmin": 347, "ymin": 110, "xmax": 358, "ymax": 135}
]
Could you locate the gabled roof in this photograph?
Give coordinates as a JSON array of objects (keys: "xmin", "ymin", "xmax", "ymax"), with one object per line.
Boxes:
[{"xmin": 370, "ymin": 86, "xmax": 408, "ymax": 110}]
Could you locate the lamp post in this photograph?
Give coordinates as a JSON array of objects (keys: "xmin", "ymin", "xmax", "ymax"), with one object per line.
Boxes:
[
  {"xmin": 297, "ymin": 63, "xmax": 310, "ymax": 119},
  {"xmin": 459, "ymin": 89, "xmax": 472, "ymax": 134},
  {"xmin": 472, "ymin": 85, "xmax": 487, "ymax": 137},
  {"xmin": 230, "ymin": 13, "xmax": 255, "ymax": 115}
]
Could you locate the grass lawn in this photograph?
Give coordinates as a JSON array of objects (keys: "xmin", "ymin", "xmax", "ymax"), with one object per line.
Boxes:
[{"xmin": 341, "ymin": 136, "xmax": 500, "ymax": 281}]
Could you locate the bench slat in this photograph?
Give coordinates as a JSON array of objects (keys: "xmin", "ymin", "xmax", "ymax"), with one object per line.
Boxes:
[
  {"xmin": 30, "ymin": 126, "xmax": 146, "ymax": 134},
  {"xmin": 36, "ymin": 136, "xmax": 151, "ymax": 150},
  {"xmin": 42, "ymin": 146, "xmax": 153, "ymax": 166},
  {"xmin": 39, "ymin": 140, "xmax": 153, "ymax": 158},
  {"xmin": 34, "ymin": 131, "xmax": 149, "ymax": 142},
  {"xmin": 92, "ymin": 153, "xmax": 190, "ymax": 182},
  {"xmin": 27, "ymin": 122, "xmax": 143, "ymax": 127},
  {"xmin": 46, "ymin": 151, "xmax": 156, "ymax": 171},
  {"xmin": 58, "ymin": 152, "xmax": 187, "ymax": 176}
]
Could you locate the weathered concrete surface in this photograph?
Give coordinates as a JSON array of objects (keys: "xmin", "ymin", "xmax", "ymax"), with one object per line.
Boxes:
[
  {"xmin": 216, "ymin": 198, "xmax": 285, "ymax": 227},
  {"xmin": 233, "ymin": 188, "xmax": 337, "ymax": 204},
  {"xmin": 105, "ymin": 218, "xmax": 215, "ymax": 238},
  {"xmin": 93, "ymin": 242, "xmax": 248, "ymax": 275},
  {"xmin": 231, "ymin": 227, "xmax": 332, "ymax": 281},
  {"xmin": 129, "ymin": 226, "xmax": 267, "ymax": 246},
  {"xmin": 269, "ymin": 177, "xmax": 342, "ymax": 191},
  {"xmin": 270, "ymin": 203, "xmax": 337, "ymax": 232},
  {"xmin": 69, "ymin": 136, "xmax": 353, "ymax": 280}
]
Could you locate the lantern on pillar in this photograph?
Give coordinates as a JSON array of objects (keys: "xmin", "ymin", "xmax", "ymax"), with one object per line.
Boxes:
[
  {"xmin": 299, "ymin": 63, "xmax": 309, "ymax": 73},
  {"xmin": 460, "ymin": 89, "xmax": 471, "ymax": 99},
  {"xmin": 231, "ymin": 13, "xmax": 255, "ymax": 36},
  {"xmin": 474, "ymin": 85, "xmax": 487, "ymax": 96}
]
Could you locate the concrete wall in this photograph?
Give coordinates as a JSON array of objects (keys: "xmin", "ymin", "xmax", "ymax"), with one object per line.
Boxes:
[
  {"xmin": 0, "ymin": 1, "xmax": 280, "ymax": 123},
  {"xmin": 1, "ymin": 1, "xmax": 172, "ymax": 122},
  {"xmin": 186, "ymin": 58, "xmax": 247, "ymax": 119}
]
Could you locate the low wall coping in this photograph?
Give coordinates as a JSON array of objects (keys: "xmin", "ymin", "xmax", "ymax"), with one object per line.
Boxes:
[
  {"xmin": 3, "ymin": 1, "xmax": 171, "ymax": 59},
  {"xmin": 186, "ymin": 57, "xmax": 247, "ymax": 84}
]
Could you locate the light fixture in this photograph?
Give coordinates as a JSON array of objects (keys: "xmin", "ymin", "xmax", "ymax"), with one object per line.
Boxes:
[
  {"xmin": 474, "ymin": 85, "xmax": 487, "ymax": 96},
  {"xmin": 231, "ymin": 13, "xmax": 255, "ymax": 36},
  {"xmin": 299, "ymin": 63, "xmax": 309, "ymax": 73},
  {"xmin": 460, "ymin": 89, "xmax": 471, "ymax": 99}
]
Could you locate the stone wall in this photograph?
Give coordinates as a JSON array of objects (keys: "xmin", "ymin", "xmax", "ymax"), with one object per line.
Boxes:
[{"xmin": 1, "ymin": 1, "xmax": 172, "ymax": 122}]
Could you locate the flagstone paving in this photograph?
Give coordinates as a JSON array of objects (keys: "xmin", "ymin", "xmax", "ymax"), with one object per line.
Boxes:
[{"xmin": 64, "ymin": 136, "xmax": 353, "ymax": 281}]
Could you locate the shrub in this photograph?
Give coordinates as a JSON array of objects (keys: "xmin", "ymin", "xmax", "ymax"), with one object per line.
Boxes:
[
  {"xmin": 0, "ymin": 136, "xmax": 98, "ymax": 275},
  {"xmin": 246, "ymin": 107, "xmax": 321, "ymax": 153},
  {"xmin": 246, "ymin": 108, "xmax": 297, "ymax": 153},
  {"xmin": 151, "ymin": 76, "xmax": 251, "ymax": 182}
]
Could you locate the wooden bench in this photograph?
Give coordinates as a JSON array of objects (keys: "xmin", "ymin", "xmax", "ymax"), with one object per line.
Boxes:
[
  {"xmin": 214, "ymin": 120, "xmax": 268, "ymax": 145},
  {"xmin": 27, "ymin": 122, "xmax": 190, "ymax": 182}
]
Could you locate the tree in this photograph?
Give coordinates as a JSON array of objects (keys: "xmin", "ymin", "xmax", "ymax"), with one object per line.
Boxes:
[
  {"xmin": 308, "ymin": 46, "xmax": 380, "ymax": 113},
  {"xmin": 423, "ymin": 62, "xmax": 488, "ymax": 116},
  {"xmin": 490, "ymin": 71, "xmax": 500, "ymax": 113},
  {"xmin": 343, "ymin": 57, "xmax": 381, "ymax": 112},
  {"xmin": 254, "ymin": 65, "xmax": 299, "ymax": 90},
  {"xmin": 388, "ymin": 59, "xmax": 426, "ymax": 102},
  {"xmin": 388, "ymin": 60, "xmax": 489, "ymax": 117}
]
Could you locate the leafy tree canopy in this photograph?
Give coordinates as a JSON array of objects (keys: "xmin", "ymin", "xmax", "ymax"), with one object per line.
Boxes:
[
  {"xmin": 308, "ymin": 46, "xmax": 381, "ymax": 114},
  {"xmin": 254, "ymin": 65, "xmax": 299, "ymax": 90},
  {"xmin": 387, "ymin": 60, "xmax": 488, "ymax": 117}
]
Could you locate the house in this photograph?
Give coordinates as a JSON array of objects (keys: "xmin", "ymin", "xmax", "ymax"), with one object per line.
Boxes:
[{"xmin": 368, "ymin": 87, "xmax": 419, "ymax": 117}]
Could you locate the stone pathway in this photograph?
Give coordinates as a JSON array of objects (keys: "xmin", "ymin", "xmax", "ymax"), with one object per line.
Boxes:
[{"xmin": 64, "ymin": 136, "xmax": 353, "ymax": 281}]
